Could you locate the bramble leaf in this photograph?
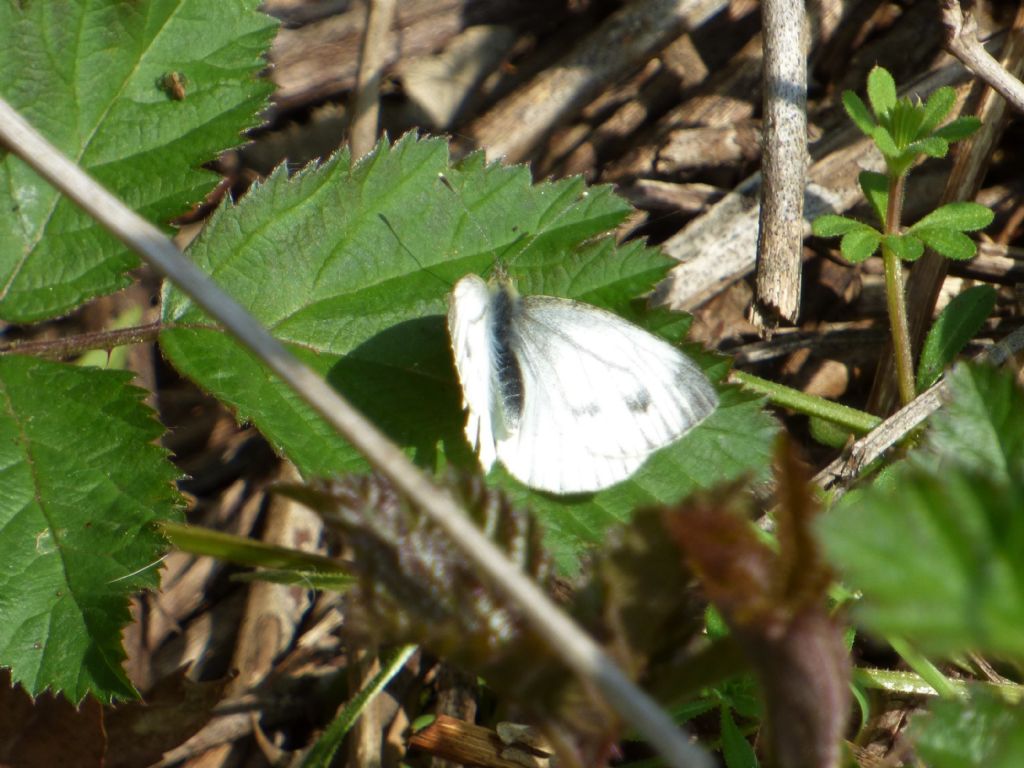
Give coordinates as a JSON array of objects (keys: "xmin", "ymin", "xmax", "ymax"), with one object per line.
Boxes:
[
  {"xmin": 820, "ymin": 365, "xmax": 1024, "ymax": 660},
  {"xmin": 161, "ymin": 135, "xmax": 776, "ymax": 573},
  {"xmin": 0, "ymin": 357, "xmax": 182, "ymax": 702},
  {"xmin": 0, "ymin": 0, "xmax": 276, "ymax": 322},
  {"xmin": 911, "ymin": 687, "xmax": 1024, "ymax": 768}
]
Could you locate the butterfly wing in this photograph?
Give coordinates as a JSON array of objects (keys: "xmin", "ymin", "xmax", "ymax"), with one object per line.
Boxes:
[
  {"xmin": 495, "ymin": 295, "xmax": 718, "ymax": 494},
  {"xmin": 447, "ymin": 275, "xmax": 501, "ymax": 472}
]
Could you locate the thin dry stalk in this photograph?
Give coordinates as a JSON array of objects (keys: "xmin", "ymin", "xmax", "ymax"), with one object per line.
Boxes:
[
  {"xmin": 350, "ymin": 0, "xmax": 398, "ymax": 158},
  {"xmin": 751, "ymin": 0, "xmax": 808, "ymax": 330},
  {"xmin": 469, "ymin": 0, "xmax": 726, "ymax": 163},
  {"xmin": 942, "ymin": 0, "xmax": 1024, "ymax": 114}
]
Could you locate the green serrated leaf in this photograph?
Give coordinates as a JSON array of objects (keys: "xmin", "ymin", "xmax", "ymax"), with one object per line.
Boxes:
[
  {"xmin": 0, "ymin": 356, "xmax": 183, "ymax": 702},
  {"xmin": 884, "ymin": 233, "xmax": 924, "ymax": 262},
  {"xmin": 919, "ymin": 86, "xmax": 957, "ymax": 135},
  {"xmin": 932, "ymin": 116, "xmax": 982, "ymax": 143},
  {"xmin": 913, "ymin": 228, "xmax": 978, "ymax": 260},
  {"xmin": 161, "ymin": 135, "xmax": 778, "ymax": 573},
  {"xmin": 912, "ymin": 202, "xmax": 995, "ymax": 232},
  {"xmin": 820, "ymin": 365, "xmax": 1024, "ymax": 659},
  {"xmin": 0, "ymin": 0, "xmax": 277, "ymax": 322},
  {"xmin": 866, "ymin": 66, "xmax": 898, "ymax": 118},
  {"xmin": 916, "ymin": 285, "xmax": 996, "ymax": 391},
  {"xmin": 820, "ymin": 466, "xmax": 1024, "ymax": 660},
  {"xmin": 911, "ymin": 687, "xmax": 1024, "ymax": 768},
  {"xmin": 858, "ymin": 171, "xmax": 889, "ymax": 227},
  {"xmin": 841, "ymin": 91, "xmax": 876, "ymax": 136},
  {"xmin": 923, "ymin": 364, "xmax": 1024, "ymax": 486},
  {"xmin": 839, "ymin": 227, "xmax": 882, "ymax": 263},
  {"xmin": 812, "ymin": 214, "xmax": 864, "ymax": 237}
]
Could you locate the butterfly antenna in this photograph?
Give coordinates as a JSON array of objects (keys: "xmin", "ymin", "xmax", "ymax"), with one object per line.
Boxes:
[
  {"xmin": 378, "ymin": 213, "xmax": 452, "ymax": 290},
  {"xmin": 436, "ymin": 172, "xmax": 536, "ymax": 278}
]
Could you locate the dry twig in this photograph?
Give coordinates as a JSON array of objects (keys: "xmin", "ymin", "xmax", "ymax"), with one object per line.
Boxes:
[
  {"xmin": 469, "ymin": 0, "xmax": 725, "ymax": 163},
  {"xmin": 751, "ymin": 0, "xmax": 808, "ymax": 329},
  {"xmin": 941, "ymin": 0, "xmax": 1024, "ymax": 114},
  {"xmin": 350, "ymin": 0, "xmax": 398, "ymax": 158}
]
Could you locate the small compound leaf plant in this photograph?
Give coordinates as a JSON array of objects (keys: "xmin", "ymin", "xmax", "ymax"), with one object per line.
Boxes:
[{"xmin": 813, "ymin": 65, "xmax": 994, "ymax": 407}]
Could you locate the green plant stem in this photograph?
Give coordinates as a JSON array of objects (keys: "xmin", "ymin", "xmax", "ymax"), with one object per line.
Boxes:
[
  {"xmin": 883, "ymin": 174, "xmax": 916, "ymax": 406},
  {"xmin": 853, "ymin": 667, "xmax": 1024, "ymax": 704},
  {"xmin": 729, "ymin": 370, "xmax": 881, "ymax": 434},
  {"xmin": 887, "ymin": 636, "xmax": 960, "ymax": 699},
  {"xmin": 160, "ymin": 520, "xmax": 351, "ymax": 574},
  {"xmin": 302, "ymin": 644, "xmax": 418, "ymax": 768}
]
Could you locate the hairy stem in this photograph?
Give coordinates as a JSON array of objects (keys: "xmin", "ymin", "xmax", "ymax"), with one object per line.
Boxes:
[{"xmin": 883, "ymin": 174, "xmax": 916, "ymax": 406}]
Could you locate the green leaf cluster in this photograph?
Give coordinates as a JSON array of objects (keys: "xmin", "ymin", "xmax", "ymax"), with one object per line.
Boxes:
[
  {"xmin": 843, "ymin": 66, "xmax": 980, "ymax": 179},
  {"xmin": 813, "ymin": 179, "xmax": 992, "ymax": 264},
  {"xmin": 811, "ymin": 66, "xmax": 992, "ymax": 266},
  {"xmin": 819, "ymin": 364, "xmax": 1024, "ymax": 661}
]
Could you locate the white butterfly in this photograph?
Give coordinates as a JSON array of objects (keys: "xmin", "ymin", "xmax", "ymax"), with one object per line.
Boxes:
[{"xmin": 447, "ymin": 274, "xmax": 718, "ymax": 494}]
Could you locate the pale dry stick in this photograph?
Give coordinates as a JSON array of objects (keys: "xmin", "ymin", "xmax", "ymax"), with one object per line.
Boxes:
[
  {"xmin": 349, "ymin": 0, "xmax": 398, "ymax": 159},
  {"xmin": 942, "ymin": 0, "xmax": 1024, "ymax": 114},
  {"xmin": 469, "ymin": 0, "xmax": 726, "ymax": 164},
  {"xmin": 868, "ymin": 2, "xmax": 1024, "ymax": 416},
  {"xmin": 0, "ymin": 98, "xmax": 712, "ymax": 768},
  {"xmin": 813, "ymin": 322, "xmax": 1024, "ymax": 494},
  {"xmin": 750, "ymin": 0, "xmax": 808, "ymax": 330}
]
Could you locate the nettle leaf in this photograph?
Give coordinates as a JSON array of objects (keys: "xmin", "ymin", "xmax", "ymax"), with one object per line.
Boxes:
[
  {"xmin": 819, "ymin": 365, "xmax": 1024, "ymax": 660},
  {"xmin": 858, "ymin": 171, "xmax": 889, "ymax": 228},
  {"xmin": 916, "ymin": 285, "xmax": 996, "ymax": 391},
  {"xmin": 161, "ymin": 135, "xmax": 777, "ymax": 573},
  {"xmin": 0, "ymin": 0, "xmax": 276, "ymax": 322},
  {"xmin": 912, "ymin": 201, "xmax": 995, "ymax": 232},
  {"xmin": 0, "ymin": 356, "xmax": 183, "ymax": 703},
  {"xmin": 918, "ymin": 86, "xmax": 957, "ymax": 135},
  {"xmin": 841, "ymin": 91, "xmax": 876, "ymax": 136},
  {"xmin": 884, "ymin": 233, "xmax": 924, "ymax": 262},
  {"xmin": 913, "ymin": 228, "xmax": 978, "ymax": 261},
  {"xmin": 866, "ymin": 66, "xmax": 897, "ymax": 119},
  {"xmin": 839, "ymin": 226, "xmax": 882, "ymax": 263},
  {"xmin": 910, "ymin": 686, "xmax": 1024, "ymax": 768},
  {"xmin": 923, "ymin": 364, "xmax": 1024, "ymax": 486}
]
